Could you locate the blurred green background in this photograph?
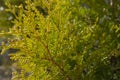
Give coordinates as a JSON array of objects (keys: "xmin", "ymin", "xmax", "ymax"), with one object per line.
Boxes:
[{"xmin": 0, "ymin": 0, "xmax": 24, "ymax": 80}]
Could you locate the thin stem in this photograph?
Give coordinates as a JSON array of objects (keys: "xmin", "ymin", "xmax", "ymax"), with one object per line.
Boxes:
[
  {"xmin": 35, "ymin": 35, "xmax": 72, "ymax": 80},
  {"xmin": 44, "ymin": 44, "xmax": 72, "ymax": 80}
]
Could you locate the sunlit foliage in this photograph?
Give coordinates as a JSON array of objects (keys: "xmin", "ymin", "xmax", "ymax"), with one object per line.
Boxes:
[{"xmin": 0, "ymin": 0, "xmax": 120, "ymax": 80}]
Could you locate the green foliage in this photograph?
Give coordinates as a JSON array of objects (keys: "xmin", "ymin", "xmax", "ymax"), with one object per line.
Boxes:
[
  {"xmin": 0, "ymin": 0, "xmax": 120, "ymax": 80},
  {"xmin": 0, "ymin": 0, "xmax": 25, "ymax": 31}
]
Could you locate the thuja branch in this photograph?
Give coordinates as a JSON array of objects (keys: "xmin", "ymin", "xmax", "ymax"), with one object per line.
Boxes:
[
  {"xmin": 41, "ymin": 57, "xmax": 72, "ymax": 80},
  {"xmin": 45, "ymin": 44, "xmax": 72, "ymax": 80},
  {"xmin": 35, "ymin": 34, "xmax": 72, "ymax": 80},
  {"xmin": 40, "ymin": 40, "xmax": 71, "ymax": 79}
]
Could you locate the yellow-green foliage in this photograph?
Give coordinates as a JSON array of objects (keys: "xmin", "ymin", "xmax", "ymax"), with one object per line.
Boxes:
[{"xmin": 0, "ymin": 0, "xmax": 120, "ymax": 80}]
